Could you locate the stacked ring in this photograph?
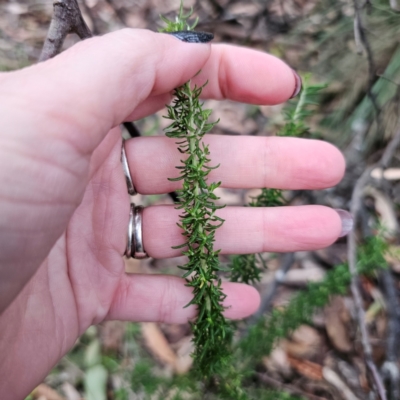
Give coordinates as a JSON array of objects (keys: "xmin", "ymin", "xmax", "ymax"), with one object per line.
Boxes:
[
  {"xmin": 122, "ymin": 138, "xmax": 148, "ymax": 259},
  {"xmin": 125, "ymin": 203, "xmax": 148, "ymax": 259}
]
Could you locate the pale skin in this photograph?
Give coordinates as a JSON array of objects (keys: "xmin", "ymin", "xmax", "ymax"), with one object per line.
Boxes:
[{"xmin": 0, "ymin": 29, "xmax": 347, "ymax": 398}]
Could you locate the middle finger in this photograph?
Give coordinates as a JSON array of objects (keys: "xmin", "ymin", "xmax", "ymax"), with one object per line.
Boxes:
[{"xmin": 126, "ymin": 135, "xmax": 345, "ymax": 194}]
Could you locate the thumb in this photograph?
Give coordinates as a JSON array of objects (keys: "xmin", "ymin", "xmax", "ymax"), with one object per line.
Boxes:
[{"xmin": 1, "ymin": 28, "xmax": 211, "ymax": 153}]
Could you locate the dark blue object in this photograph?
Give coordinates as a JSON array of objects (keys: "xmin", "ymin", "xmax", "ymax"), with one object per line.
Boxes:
[{"xmin": 166, "ymin": 31, "xmax": 214, "ymax": 43}]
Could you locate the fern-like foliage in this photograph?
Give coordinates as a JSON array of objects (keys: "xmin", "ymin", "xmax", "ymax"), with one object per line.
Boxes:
[
  {"xmin": 161, "ymin": 5, "xmax": 232, "ymax": 378},
  {"xmin": 278, "ymin": 77, "xmax": 327, "ymax": 137},
  {"xmin": 240, "ymin": 264, "xmax": 351, "ymax": 357},
  {"xmin": 159, "ymin": 2, "xmax": 198, "ymax": 32},
  {"xmin": 358, "ymin": 230, "xmax": 389, "ymax": 276},
  {"xmin": 229, "ymin": 253, "xmax": 259, "ymax": 284},
  {"xmin": 239, "ymin": 233, "xmax": 388, "ymax": 359}
]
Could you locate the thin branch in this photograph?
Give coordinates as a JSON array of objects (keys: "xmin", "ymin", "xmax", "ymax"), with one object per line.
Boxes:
[
  {"xmin": 348, "ymin": 170, "xmax": 385, "ymax": 400},
  {"xmin": 322, "ymin": 367, "xmax": 361, "ymax": 400},
  {"xmin": 380, "ymin": 269, "xmax": 400, "ymax": 400},
  {"xmin": 249, "ymin": 253, "xmax": 294, "ymax": 323},
  {"xmin": 257, "ymin": 373, "xmax": 329, "ymax": 400},
  {"xmin": 348, "ymin": 123, "xmax": 400, "ymax": 400},
  {"xmin": 39, "ymin": 0, "xmax": 92, "ymax": 62},
  {"xmin": 380, "ymin": 128, "xmax": 400, "ymax": 168},
  {"xmin": 257, "ymin": 252, "xmax": 267, "ymax": 271}
]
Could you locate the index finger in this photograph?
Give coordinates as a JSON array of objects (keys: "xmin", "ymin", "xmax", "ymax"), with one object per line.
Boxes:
[
  {"xmin": 129, "ymin": 41, "xmax": 298, "ymax": 120},
  {"xmin": 192, "ymin": 44, "xmax": 298, "ymax": 105},
  {"xmin": 2, "ymin": 29, "xmax": 296, "ymax": 152}
]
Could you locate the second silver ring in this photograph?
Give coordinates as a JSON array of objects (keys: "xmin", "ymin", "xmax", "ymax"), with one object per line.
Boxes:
[{"xmin": 125, "ymin": 203, "xmax": 148, "ymax": 259}]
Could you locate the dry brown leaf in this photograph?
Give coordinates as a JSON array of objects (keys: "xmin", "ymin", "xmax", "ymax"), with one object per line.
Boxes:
[
  {"xmin": 375, "ymin": 313, "xmax": 387, "ymax": 339},
  {"xmin": 365, "ymin": 299, "xmax": 384, "ymax": 325},
  {"xmin": 5, "ymin": 3, "xmax": 28, "ymax": 15},
  {"xmin": 301, "ymin": 257, "xmax": 324, "ymax": 270},
  {"xmin": 385, "ymin": 245, "xmax": 400, "ymax": 273},
  {"xmin": 61, "ymin": 383, "xmax": 81, "ymax": 400},
  {"xmin": 262, "ymin": 346, "xmax": 292, "ymax": 378},
  {"xmin": 204, "ymin": 100, "xmax": 258, "ymax": 135},
  {"xmin": 325, "ymin": 296, "xmax": 352, "ymax": 353},
  {"xmin": 85, "ymin": 0, "xmax": 99, "ymax": 7},
  {"xmin": 149, "ymin": 0, "xmax": 195, "ymax": 14},
  {"xmin": 259, "ymin": 103, "xmax": 285, "ymax": 119},
  {"xmin": 213, "ymin": 187, "xmax": 242, "ymax": 206},
  {"xmin": 31, "ymin": 384, "xmax": 65, "ymax": 400},
  {"xmin": 363, "ymin": 186, "xmax": 399, "ymax": 237},
  {"xmin": 287, "ymin": 355, "xmax": 323, "ymax": 381},
  {"xmin": 228, "ymin": 2, "xmax": 263, "ymax": 17},
  {"xmin": 285, "ymin": 267, "xmax": 326, "ymax": 285},
  {"xmin": 174, "ymin": 335, "xmax": 194, "ymax": 374},
  {"xmin": 353, "ymin": 357, "xmax": 369, "ymax": 391},
  {"xmin": 335, "ymin": 358, "xmax": 365, "ymax": 394},
  {"xmin": 244, "ymin": 188, "xmax": 262, "ymax": 204},
  {"xmin": 161, "ymin": 323, "xmax": 191, "ymax": 344},
  {"xmin": 141, "ymin": 322, "xmax": 177, "ymax": 369},
  {"xmin": 322, "ymin": 367, "xmax": 360, "ymax": 400},
  {"xmin": 269, "ymin": 0, "xmax": 317, "ymax": 19},
  {"xmin": 315, "ymin": 243, "xmax": 348, "ymax": 266},
  {"xmin": 284, "ymin": 325, "xmax": 322, "ymax": 358}
]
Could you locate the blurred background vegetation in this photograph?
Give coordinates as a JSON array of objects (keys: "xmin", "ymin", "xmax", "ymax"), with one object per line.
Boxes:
[{"xmin": 2, "ymin": 0, "xmax": 400, "ymax": 399}]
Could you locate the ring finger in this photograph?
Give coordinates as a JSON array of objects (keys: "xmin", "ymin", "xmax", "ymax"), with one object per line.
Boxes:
[{"xmin": 142, "ymin": 205, "xmax": 344, "ymax": 258}]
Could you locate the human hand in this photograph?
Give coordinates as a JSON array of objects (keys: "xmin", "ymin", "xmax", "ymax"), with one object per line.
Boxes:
[{"xmin": 0, "ymin": 29, "xmax": 347, "ymax": 399}]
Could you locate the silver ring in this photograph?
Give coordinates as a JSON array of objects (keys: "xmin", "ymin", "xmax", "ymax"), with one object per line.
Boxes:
[
  {"xmin": 121, "ymin": 140, "xmax": 137, "ymax": 196},
  {"xmin": 125, "ymin": 203, "xmax": 148, "ymax": 259}
]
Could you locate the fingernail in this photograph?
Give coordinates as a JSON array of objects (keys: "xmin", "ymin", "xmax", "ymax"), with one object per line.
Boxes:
[
  {"xmin": 166, "ymin": 30, "xmax": 214, "ymax": 43},
  {"xmin": 290, "ymin": 70, "xmax": 302, "ymax": 99},
  {"xmin": 335, "ymin": 209, "xmax": 354, "ymax": 237}
]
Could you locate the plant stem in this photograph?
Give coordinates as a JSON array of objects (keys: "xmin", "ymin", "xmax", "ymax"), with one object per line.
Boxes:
[{"xmin": 164, "ymin": 78, "xmax": 231, "ymax": 377}]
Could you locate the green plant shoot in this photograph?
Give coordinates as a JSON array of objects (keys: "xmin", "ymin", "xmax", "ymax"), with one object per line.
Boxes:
[{"xmin": 160, "ymin": 4, "xmax": 233, "ymax": 378}]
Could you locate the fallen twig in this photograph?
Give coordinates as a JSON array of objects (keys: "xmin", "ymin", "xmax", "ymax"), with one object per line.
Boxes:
[
  {"xmin": 380, "ymin": 269, "xmax": 400, "ymax": 400},
  {"xmin": 323, "ymin": 367, "xmax": 361, "ymax": 400},
  {"xmin": 348, "ymin": 123, "xmax": 400, "ymax": 400},
  {"xmin": 336, "ymin": 359, "xmax": 368, "ymax": 400},
  {"xmin": 257, "ymin": 373, "xmax": 329, "ymax": 400}
]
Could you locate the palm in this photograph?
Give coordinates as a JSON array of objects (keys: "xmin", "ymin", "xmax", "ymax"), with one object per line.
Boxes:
[
  {"xmin": 0, "ymin": 127, "xmax": 129, "ymax": 395},
  {"xmin": 64, "ymin": 129, "xmax": 127, "ymax": 331}
]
